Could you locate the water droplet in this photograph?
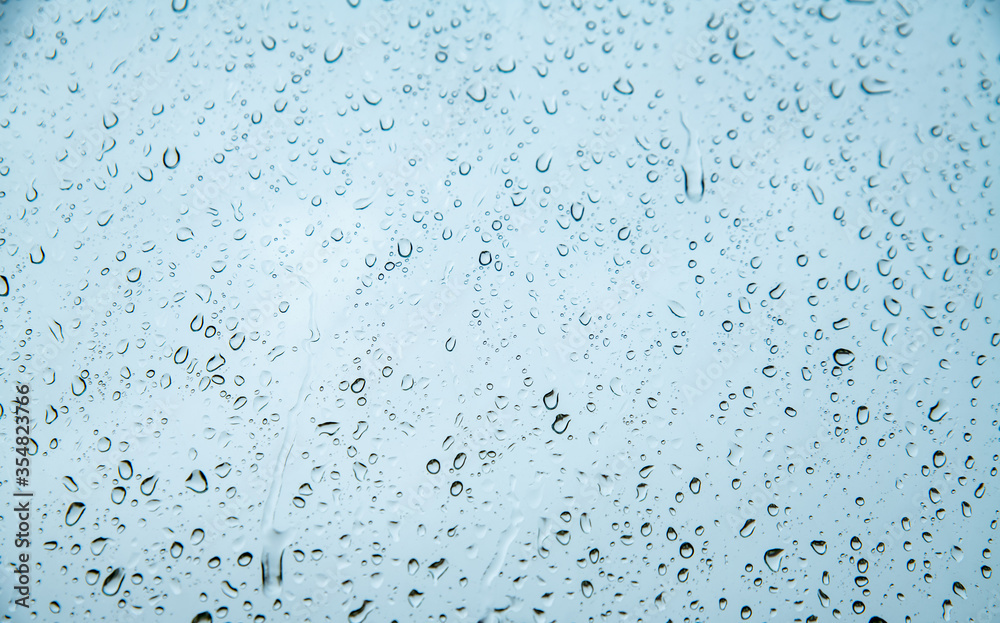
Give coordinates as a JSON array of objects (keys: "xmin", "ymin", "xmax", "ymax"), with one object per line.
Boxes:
[
  {"xmin": 949, "ymin": 581, "xmax": 966, "ymax": 600},
  {"xmin": 90, "ymin": 537, "xmax": 108, "ymax": 555},
  {"xmin": 861, "ymin": 76, "xmax": 891, "ymax": 94},
  {"xmin": 66, "ymin": 502, "xmax": 85, "ymax": 526},
  {"xmin": 609, "ymin": 377, "xmax": 623, "ymax": 396},
  {"xmin": 140, "ymin": 475, "xmax": 158, "ymax": 496},
  {"xmin": 954, "ymin": 246, "xmax": 970, "ymax": 264},
  {"xmin": 845, "ymin": 270, "xmax": 860, "ymax": 290},
  {"xmin": 613, "ymin": 77, "xmax": 634, "ymax": 95},
  {"xmin": 680, "ymin": 115, "xmax": 705, "ymax": 202},
  {"xmin": 733, "ymin": 41, "xmax": 755, "ymax": 59},
  {"xmin": 102, "ymin": 568, "xmax": 124, "ymax": 596},
  {"xmin": 466, "ymin": 83, "xmax": 486, "ymax": 102},
  {"xmin": 551, "ymin": 413, "xmax": 570, "ymax": 434},
  {"xmin": 163, "ymin": 147, "xmax": 180, "ymax": 169},
  {"xmin": 764, "ymin": 548, "xmax": 784, "ymax": 572},
  {"xmin": 408, "ymin": 590, "xmax": 424, "ymax": 607},
  {"xmin": 185, "ymin": 469, "xmax": 208, "ymax": 493},
  {"xmin": 535, "ymin": 151, "xmax": 552, "ymax": 173},
  {"xmin": 660, "ymin": 298, "xmax": 687, "ymax": 318},
  {"xmin": 928, "ymin": 400, "xmax": 949, "ymax": 422},
  {"xmin": 833, "ymin": 349, "xmax": 855, "ymax": 366}
]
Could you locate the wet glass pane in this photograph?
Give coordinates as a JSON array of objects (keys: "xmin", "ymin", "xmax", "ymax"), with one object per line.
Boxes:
[{"xmin": 1, "ymin": 1, "xmax": 998, "ymax": 621}]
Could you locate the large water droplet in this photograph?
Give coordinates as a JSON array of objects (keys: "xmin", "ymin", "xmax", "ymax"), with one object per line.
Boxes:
[
  {"xmin": 833, "ymin": 349, "xmax": 855, "ymax": 366},
  {"xmin": 324, "ymin": 44, "xmax": 343, "ymax": 63},
  {"xmin": 163, "ymin": 147, "xmax": 180, "ymax": 169},
  {"xmin": 680, "ymin": 115, "xmax": 705, "ymax": 202},
  {"xmin": 102, "ymin": 568, "xmax": 124, "ymax": 596},
  {"xmin": 928, "ymin": 400, "xmax": 949, "ymax": 422},
  {"xmin": 764, "ymin": 548, "xmax": 784, "ymax": 572},
  {"xmin": 66, "ymin": 502, "xmax": 85, "ymax": 526}
]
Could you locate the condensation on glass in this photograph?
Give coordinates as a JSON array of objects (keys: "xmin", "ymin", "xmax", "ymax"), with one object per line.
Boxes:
[{"xmin": 0, "ymin": 1, "xmax": 997, "ymax": 621}]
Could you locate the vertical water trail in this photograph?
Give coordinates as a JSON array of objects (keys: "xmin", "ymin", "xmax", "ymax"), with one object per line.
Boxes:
[
  {"xmin": 260, "ymin": 274, "xmax": 320, "ymax": 597},
  {"xmin": 680, "ymin": 113, "xmax": 705, "ymax": 203}
]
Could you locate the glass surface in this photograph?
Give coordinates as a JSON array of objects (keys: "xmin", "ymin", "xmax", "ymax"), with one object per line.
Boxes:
[{"xmin": 1, "ymin": 1, "xmax": 998, "ymax": 621}]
